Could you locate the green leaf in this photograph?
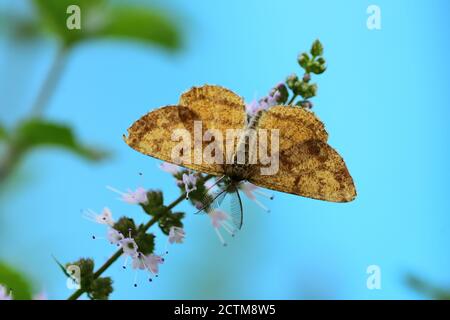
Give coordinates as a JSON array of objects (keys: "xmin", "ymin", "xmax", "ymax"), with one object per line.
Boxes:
[
  {"xmin": 98, "ymin": 6, "xmax": 182, "ymax": 51},
  {"xmin": 135, "ymin": 233, "xmax": 155, "ymax": 255},
  {"xmin": 32, "ymin": 0, "xmax": 181, "ymax": 50},
  {"xmin": 52, "ymin": 255, "xmax": 72, "ymax": 278},
  {"xmin": 0, "ymin": 262, "xmax": 33, "ymax": 300},
  {"xmin": 113, "ymin": 217, "xmax": 137, "ymax": 237},
  {"xmin": 158, "ymin": 211, "xmax": 185, "ymax": 235},
  {"xmin": 90, "ymin": 277, "xmax": 113, "ymax": 300},
  {"xmin": 15, "ymin": 119, "xmax": 108, "ymax": 161}
]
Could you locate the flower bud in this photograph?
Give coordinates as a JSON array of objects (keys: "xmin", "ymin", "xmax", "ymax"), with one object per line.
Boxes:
[
  {"xmin": 310, "ymin": 39, "xmax": 323, "ymax": 57},
  {"xmin": 303, "ymin": 73, "xmax": 311, "ymax": 82},
  {"xmin": 297, "ymin": 52, "xmax": 310, "ymax": 69},
  {"xmin": 286, "ymin": 73, "xmax": 298, "ymax": 90},
  {"xmin": 310, "ymin": 61, "xmax": 326, "ymax": 74}
]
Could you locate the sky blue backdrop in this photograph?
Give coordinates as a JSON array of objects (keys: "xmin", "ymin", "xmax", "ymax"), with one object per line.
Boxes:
[{"xmin": 1, "ymin": 0, "xmax": 450, "ymax": 299}]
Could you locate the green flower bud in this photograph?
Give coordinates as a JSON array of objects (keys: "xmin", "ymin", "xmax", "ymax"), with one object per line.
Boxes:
[
  {"xmin": 90, "ymin": 277, "xmax": 113, "ymax": 300},
  {"xmin": 297, "ymin": 52, "xmax": 310, "ymax": 69},
  {"xmin": 286, "ymin": 73, "xmax": 298, "ymax": 90},
  {"xmin": 317, "ymin": 57, "xmax": 326, "ymax": 65},
  {"xmin": 310, "ymin": 61, "xmax": 326, "ymax": 74},
  {"xmin": 303, "ymin": 83, "xmax": 318, "ymax": 99},
  {"xmin": 311, "ymin": 39, "xmax": 323, "ymax": 57}
]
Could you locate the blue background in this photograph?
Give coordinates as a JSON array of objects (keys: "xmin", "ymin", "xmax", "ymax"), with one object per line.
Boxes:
[{"xmin": 1, "ymin": 0, "xmax": 450, "ymax": 299}]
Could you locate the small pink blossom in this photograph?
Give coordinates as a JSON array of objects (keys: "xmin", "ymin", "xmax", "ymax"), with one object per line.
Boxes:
[
  {"xmin": 208, "ymin": 209, "xmax": 236, "ymax": 246},
  {"xmin": 159, "ymin": 162, "xmax": 181, "ymax": 175},
  {"xmin": 107, "ymin": 186, "xmax": 148, "ymax": 205},
  {"xmin": 182, "ymin": 172, "xmax": 198, "ymax": 198},
  {"xmin": 33, "ymin": 292, "xmax": 48, "ymax": 300},
  {"xmin": 0, "ymin": 285, "xmax": 12, "ymax": 300},
  {"xmin": 168, "ymin": 226, "xmax": 186, "ymax": 244},
  {"xmin": 238, "ymin": 182, "xmax": 272, "ymax": 212},
  {"xmin": 83, "ymin": 207, "xmax": 115, "ymax": 226},
  {"xmin": 107, "ymin": 228, "xmax": 124, "ymax": 245}
]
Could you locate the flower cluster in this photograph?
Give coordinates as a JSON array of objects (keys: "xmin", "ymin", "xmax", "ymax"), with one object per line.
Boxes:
[
  {"xmin": 85, "ymin": 189, "xmax": 186, "ymax": 287},
  {"xmin": 246, "ymin": 39, "xmax": 327, "ymax": 115}
]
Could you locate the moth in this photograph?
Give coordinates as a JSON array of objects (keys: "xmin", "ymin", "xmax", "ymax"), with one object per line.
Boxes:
[{"xmin": 124, "ymin": 85, "xmax": 356, "ymax": 230}]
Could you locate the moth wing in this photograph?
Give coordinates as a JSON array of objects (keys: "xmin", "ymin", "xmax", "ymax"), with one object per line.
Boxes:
[
  {"xmin": 248, "ymin": 140, "xmax": 356, "ymax": 202},
  {"xmin": 124, "ymin": 105, "xmax": 224, "ymax": 176},
  {"xmin": 179, "ymin": 85, "xmax": 247, "ymax": 133},
  {"xmin": 256, "ymin": 106, "xmax": 328, "ymax": 152}
]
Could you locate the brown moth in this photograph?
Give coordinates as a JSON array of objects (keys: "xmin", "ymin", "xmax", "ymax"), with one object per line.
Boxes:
[{"xmin": 124, "ymin": 85, "xmax": 356, "ymax": 230}]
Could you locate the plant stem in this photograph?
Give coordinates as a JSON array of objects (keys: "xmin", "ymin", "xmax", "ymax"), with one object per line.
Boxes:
[
  {"xmin": 30, "ymin": 45, "xmax": 69, "ymax": 117},
  {"xmin": 0, "ymin": 46, "xmax": 69, "ymax": 186},
  {"xmin": 287, "ymin": 94, "xmax": 298, "ymax": 105},
  {"xmin": 67, "ymin": 175, "xmax": 212, "ymax": 300}
]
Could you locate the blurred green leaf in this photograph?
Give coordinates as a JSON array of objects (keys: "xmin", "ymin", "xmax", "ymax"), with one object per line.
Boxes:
[
  {"xmin": 406, "ymin": 274, "xmax": 450, "ymax": 300},
  {"xmin": 15, "ymin": 119, "xmax": 109, "ymax": 161},
  {"xmin": 97, "ymin": 6, "xmax": 181, "ymax": 51},
  {"xmin": 0, "ymin": 262, "xmax": 33, "ymax": 300},
  {"xmin": 0, "ymin": 123, "xmax": 7, "ymax": 140},
  {"xmin": 32, "ymin": 0, "xmax": 181, "ymax": 50}
]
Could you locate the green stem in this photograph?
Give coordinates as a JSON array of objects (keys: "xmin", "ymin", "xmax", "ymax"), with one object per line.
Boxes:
[
  {"xmin": 287, "ymin": 94, "xmax": 298, "ymax": 105},
  {"xmin": 30, "ymin": 45, "xmax": 69, "ymax": 117},
  {"xmin": 67, "ymin": 175, "xmax": 212, "ymax": 300},
  {"xmin": 0, "ymin": 46, "xmax": 69, "ymax": 186}
]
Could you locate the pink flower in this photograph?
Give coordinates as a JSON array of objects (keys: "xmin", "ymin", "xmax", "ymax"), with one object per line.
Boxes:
[
  {"xmin": 145, "ymin": 254, "xmax": 164, "ymax": 274},
  {"xmin": 238, "ymin": 182, "xmax": 273, "ymax": 212},
  {"xmin": 33, "ymin": 292, "xmax": 48, "ymax": 300},
  {"xmin": 107, "ymin": 228, "xmax": 124, "ymax": 245},
  {"xmin": 208, "ymin": 209, "xmax": 236, "ymax": 246},
  {"xmin": 168, "ymin": 226, "xmax": 185, "ymax": 244},
  {"xmin": 83, "ymin": 207, "xmax": 115, "ymax": 226},
  {"xmin": 132, "ymin": 253, "xmax": 164, "ymax": 275},
  {"xmin": 107, "ymin": 186, "xmax": 148, "ymax": 205},
  {"xmin": 0, "ymin": 285, "xmax": 12, "ymax": 300},
  {"xmin": 182, "ymin": 172, "xmax": 198, "ymax": 198},
  {"xmin": 159, "ymin": 162, "xmax": 181, "ymax": 175}
]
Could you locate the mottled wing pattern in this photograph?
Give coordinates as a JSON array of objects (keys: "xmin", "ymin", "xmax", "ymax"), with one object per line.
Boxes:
[
  {"xmin": 249, "ymin": 107, "xmax": 356, "ymax": 202},
  {"xmin": 256, "ymin": 106, "xmax": 328, "ymax": 151},
  {"xmin": 124, "ymin": 105, "xmax": 224, "ymax": 175},
  {"xmin": 179, "ymin": 85, "xmax": 246, "ymax": 134},
  {"xmin": 249, "ymin": 140, "xmax": 356, "ymax": 202}
]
